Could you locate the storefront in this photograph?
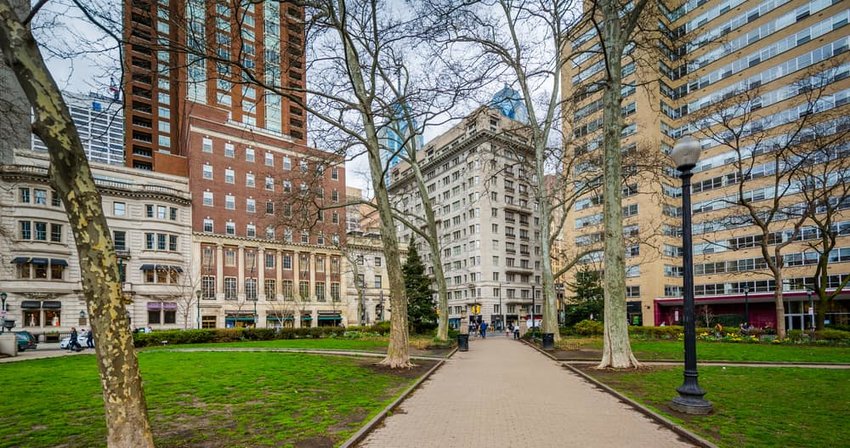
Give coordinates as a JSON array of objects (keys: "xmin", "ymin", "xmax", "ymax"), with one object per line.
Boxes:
[
  {"xmin": 300, "ymin": 313, "xmax": 313, "ymax": 328},
  {"xmin": 266, "ymin": 313, "xmax": 294, "ymax": 329},
  {"xmin": 146, "ymin": 302, "xmax": 177, "ymax": 326},
  {"xmin": 317, "ymin": 312, "xmax": 342, "ymax": 327},
  {"xmin": 20, "ymin": 300, "xmax": 62, "ymax": 338},
  {"xmin": 225, "ymin": 312, "xmax": 256, "ymax": 328}
]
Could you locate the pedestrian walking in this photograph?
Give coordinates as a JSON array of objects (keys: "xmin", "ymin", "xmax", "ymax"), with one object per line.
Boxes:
[
  {"xmin": 513, "ymin": 324, "xmax": 520, "ymax": 340},
  {"xmin": 86, "ymin": 328, "xmax": 94, "ymax": 348},
  {"xmin": 480, "ymin": 321, "xmax": 488, "ymax": 339},
  {"xmin": 68, "ymin": 327, "xmax": 82, "ymax": 351}
]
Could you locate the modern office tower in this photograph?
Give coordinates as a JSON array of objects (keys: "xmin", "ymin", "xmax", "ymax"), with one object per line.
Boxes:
[
  {"xmin": 32, "ymin": 92, "xmax": 125, "ymax": 166},
  {"xmin": 389, "ymin": 106, "xmax": 543, "ymax": 330},
  {"xmin": 379, "ymin": 103, "xmax": 424, "ymax": 188},
  {"xmin": 125, "ymin": 1, "xmax": 351, "ymax": 328},
  {"xmin": 562, "ymin": 0, "xmax": 850, "ymax": 328}
]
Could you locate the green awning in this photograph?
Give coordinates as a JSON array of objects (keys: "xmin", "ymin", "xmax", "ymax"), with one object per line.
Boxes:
[
  {"xmin": 267, "ymin": 316, "xmax": 294, "ymax": 322},
  {"xmin": 301, "ymin": 316, "xmax": 313, "ymax": 321},
  {"xmin": 318, "ymin": 315, "xmax": 341, "ymax": 321},
  {"xmin": 225, "ymin": 316, "xmax": 255, "ymax": 322}
]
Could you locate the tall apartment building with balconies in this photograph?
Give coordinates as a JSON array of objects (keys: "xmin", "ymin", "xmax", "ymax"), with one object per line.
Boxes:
[
  {"xmin": 562, "ymin": 0, "xmax": 850, "ymax": 328},
  {"xmin": 389, "ymin": 106, "xmax": 543, "ymax": 330},
  {"xmin": 125, "ymin": 1, "xmax": 350, "ymax": 328}
]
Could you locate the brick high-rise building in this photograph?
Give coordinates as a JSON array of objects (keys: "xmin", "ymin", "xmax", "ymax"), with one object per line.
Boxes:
[
  {"xmin": 125, "ymin": 1, "xmax": 349, "ymax": 328},
  {"xmin": 562, "ymin": 0, "xmax": 850, "ymax": 328}
]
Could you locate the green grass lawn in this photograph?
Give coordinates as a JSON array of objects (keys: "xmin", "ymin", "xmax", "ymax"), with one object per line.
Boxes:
[
  {"xmin": 556, "ymin": 337, "xmax": 850, "ymax": 363},
  {"xmin": 0, "ymin": 351, "xmax": 430, "ymax": 447},
  {"xmin": 142, "ymin": 337, "xmax": 389, "ymax": 352},
  {"xmin": 586, "ymin": 366, "xmax": 850, "ymax": 448}
]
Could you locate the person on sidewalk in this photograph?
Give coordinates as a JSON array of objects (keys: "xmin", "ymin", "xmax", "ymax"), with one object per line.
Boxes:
[
  {"xmin": 480, "ymin": 321, "xmax": 488, "ymax": 339},
  {"xmin": 68, "ymin": 327, "xmax": 82, "ymax": 352},
  {"xmin": 513, "ymin": 323, "xmax": 520, "ymax": 339},
  {"xmin": 86, "ymin": 328, "xmax": 94, "ymax": 348}
]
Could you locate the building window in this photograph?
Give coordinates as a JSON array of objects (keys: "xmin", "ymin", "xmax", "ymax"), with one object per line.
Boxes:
[
  {"xmin": 265, "ymin": 227, "xmax": 275, "ymax": 239},
  {"xmin": 246, "ymin": 173, "xmax": 255, "ymax": 188},
  {"xmin": 265, "ymin": 279, "xmax": 276, "ymax": 300},
  {"xmin": 375, "ymin": 257, "xmax": 382, "ymax": 267},
  {"xmin": 225, "ymin": 249, "xmax": 236, "ymax": 266},
  {"xmin": 202, "ymin": 276, "xmax": 216, "ymax": 299},
  {"xmin": 202, "ymin": 137, "xmax": 213, "ymax": 153},
  {"xmin": 202, "ymin": 316, "xmax": 217, "ymax": 328},
  {"xmin": 266, "ymin": 202, "xmax": 274, "ymax": 214},
  {"xmin": 245, "ymin": 147, "xmax": 255, "ymax": 162},
  {"xmin": 34, "ymin": 222, "xmax": 47, "ymax": 241},
  {"xmin": 301, "ymin": 231, "xmax": 309, "ymax": 244},
  {"xmin": 282, "ymin": 280, "xmax": 293, "ymax": 300},
  {"xmin": 331, "ymin": 282, "xmax": 340, "ymax": 301},
  {"xmin": 374, "ymin": 275, "xmax": 382, "ymax": 289},
  {"xmin": 113, "ymin": 202, "xmax": 126, "ymax": 216},
  {"xmin": 315, "ymin": 282, "xmax": 325, "ymax": 302},
  {"xmin": 331, "ymin": 167, "xmax": 339, "ymax": 180},
  {"xmin": 299, "ymin": 281, "xmax": 310, "ymax": 300},
  {"xmin": 19, "ymin": 187, "xmax": 30, "ymax": 203},
  {"xmin": 203, "ymin": 219, "xmax": 214, "ymax": 233},
  {"xmin": 51, "ymin": 191, "xmax": 61, "ymax": 207},
  {"xmin": 283, "ymin": 156, "xmax": 291, "ymax": 170},
  {"xmin": 224, "ymin": 277, "xmax": 237, "ymax": 300},
  {"xmin": 113, "ymin": 231, "xmax": 126, "ymax": 251},
  {"xmin": 245, "ymin": 278, "xmax": 257, "ymax": 300},
  {"xmin": 34, "ymin": 189, "xmax": 47, "ymax": 205},
  {"xmin": 265, "ymin": 177, "xmax": 274, "ymax": 190},
  {"xmin": 246, "ymin": 224, "xmax": 256, "ymax": 237},
  {"xmin": 225, "ymin": 222, "xmax": 236, "ymax": 235},
  {"xmin": 203, "ymin": 165, "xmax": 213, "ymax": 180},
  {"xmin": 225, "ymin": 168, "xmax": 235, "ymax": 184},
  {"xmin": 265, "ymin": 152, "xmax": 274, "ymax": 166},
  {"xmin": 246, "ymin": 198, "xmax": 256, "ymax": 213},
  {"xmin": 224, "ymin": 142, "xmax": 235, "ymax": 158},
  {"xmin": 225, "ymin": 194, "xmax": 235, "ymax": 210},
  {"xmin": 283, "ymin": 254, "xmax": 292, "ymax": 269},
  {"xmin": 18, "ymin": 221, "xmax": 30, "ymax": 239},
  {"xmin": 49, "ymin": 223, "xmax": 62, "ymax": 242},
  {"xmin": 203, "ymin": 192, "xmax": 213, "ymax": 206}
]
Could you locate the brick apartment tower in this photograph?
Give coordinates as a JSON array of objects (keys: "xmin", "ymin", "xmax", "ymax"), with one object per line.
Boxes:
[
  {"xmin": 562, "ymin": 0, "xmax": 850, "ymax": 328},
  {"xmin": 124, "ymin": 0, "xmax": 348, "ymax": 329}
]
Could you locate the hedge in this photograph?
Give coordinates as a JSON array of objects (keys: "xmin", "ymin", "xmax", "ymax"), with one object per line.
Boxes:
[{"xmin": 133, "ymin": 324, "xmax": 390, "ymax": 348}]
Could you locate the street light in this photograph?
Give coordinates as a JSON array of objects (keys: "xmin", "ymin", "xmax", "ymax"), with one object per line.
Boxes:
[
  {"xmin": 743, "ymin": 286, "xmax": 750, "ymax": 326},
  {"xmin": 195, "ymin": 290, "xmax": 202, "ymax": 329},
  {"xmin": 0, "ymin": 292, "xmax": 7, "ymax": 334},
  {"xmin": 669, "ymin": 135, "xmax": 713, "ymax": 415},
  {"xmin": 807, "ymin": 290, "xmax": 813, "ymax": 330}
]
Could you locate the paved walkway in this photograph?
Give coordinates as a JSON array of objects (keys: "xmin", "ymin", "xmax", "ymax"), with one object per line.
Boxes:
[
  {"xmin": 0, "ymin": 343, "xmax": 89, "ymax": 363},
  {"xmin": 359, "ymin": 336, "xmax": 695, "ymax": 448}
]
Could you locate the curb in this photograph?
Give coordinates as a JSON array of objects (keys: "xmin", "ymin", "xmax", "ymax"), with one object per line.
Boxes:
[
  {"xmin": 549, "ymin": 357, "xmax": 850, "ymax": 367},
  {"xmin": 339, "ymin": 347, "xmax": 458, "ymax": 448},
  {"xmin": 159, "ymin": 347, "xmax": 448, "ymax": 361},
  {"xmin": 521, "ymin": 340, "xmax": 717, "ymax": 448}
]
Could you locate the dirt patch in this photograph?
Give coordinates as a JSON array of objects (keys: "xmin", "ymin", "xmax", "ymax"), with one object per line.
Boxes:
[
  {"xmin": 294, "ymin": 435, "xmax": 336, "ymax": 448},
  {"xmin": 363, "ymin": 359, "xmax": 437, "ymax": 379},
  {"xmin": 551, "ymin": 349, "xmax": 603, "ymax": 360}
]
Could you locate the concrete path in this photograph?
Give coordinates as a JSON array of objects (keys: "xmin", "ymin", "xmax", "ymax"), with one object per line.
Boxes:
[
  {"xmin": 0, "ymin": 343, "xmax": 90, "ymax": 363},
  {"xmin": 359, "ymin": 336, "xmax": 696, "ymax": 448}
]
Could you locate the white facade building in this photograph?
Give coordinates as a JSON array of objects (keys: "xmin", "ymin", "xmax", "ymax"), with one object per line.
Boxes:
[
  {"xmin": 0, "ymin": 151, "xmax": 193, "ymax": 340},
  {"xmin": 388, "ymin": 107, "xmax": 543, "ymax": 330}
]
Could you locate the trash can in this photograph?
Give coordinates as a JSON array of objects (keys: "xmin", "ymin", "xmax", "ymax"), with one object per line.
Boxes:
[
  {"xmin": 457, "ymin": 334, "xmax": 469, "ymax": 352},
  {"xmin": 542, "ymin": 333, "xmax": 555, "ymax": 351}
]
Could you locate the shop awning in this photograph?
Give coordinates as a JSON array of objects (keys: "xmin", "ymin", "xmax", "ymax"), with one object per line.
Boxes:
[
  {"xmin": 301, "ymin": 315, "xmax": 313, "ymax": 321},
  {"xmin": 20, "ymin": 300, "xmax": 40, "ymax": 309},
  {"xmin": 147, "ymin": 302, "xmax": 177, "ymax": 311},
  {"xmin": 31, "ymin": 258, "xmax": 48, "ymax": 265},
  {"xmin": 10, "ymin": 257, "xmax": 28, "ymax": 264},
  {"xmin": 318, "ymin": 315, "xmax": 341, "ymax": 321},
  {"xmin": 139, "ymin": 264, "xmax": 182, "ymax": 272},
  {"xmin": 50, "ymin": 259, "xmax": 68, "ymax": 266},
  {"xmin": 267, "ymin": 315, "xmax": 294, "ymax": 321},
  {"xmin": 42, "ymin": 301, "xmax": 61, "ymax": 309},
  {"xmin": 225, "ymin": 316, "xmax": 256, "ymax": 322}
]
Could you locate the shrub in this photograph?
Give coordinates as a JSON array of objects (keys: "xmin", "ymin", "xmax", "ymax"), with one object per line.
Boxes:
[
  {"xmin": 133, "ymin": 326, "xmax": 355, "ymax": 348},
  {"xmin": 573, "ymin": 319, "xmax": 604, "ymax": 336},
  {"xmin": 815, "ymin": 329, "xmax": 850, "ymax": 341},
  {"xmin": 629, "ymin": 325, "xmax": 683, "ymax": 339}
]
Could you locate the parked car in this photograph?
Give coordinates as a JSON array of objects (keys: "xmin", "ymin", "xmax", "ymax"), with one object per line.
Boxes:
[
  {"xmin": 59, "ymin": 334, "xmax": 88, "ymax": 350},
  {"xmin": 13, "ymin": 331, "xmax": 37, "ymax": 351}
]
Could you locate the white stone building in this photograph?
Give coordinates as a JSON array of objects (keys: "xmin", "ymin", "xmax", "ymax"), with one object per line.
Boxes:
[
  {"xmin": 388, "ymin": 106, "xmax": 543, "ymax": 330},
  {"xmin": 0, "ymin": 151, "xmax": 193, "ymax": 340}
]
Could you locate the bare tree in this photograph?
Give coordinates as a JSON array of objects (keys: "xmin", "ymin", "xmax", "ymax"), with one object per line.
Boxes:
[
  {"xmin": 689, "ymin": 65, "xmax": 849, "ymax": 338},
  {"xmin": 0, "ymin": 0, "xmax": 154, "ymax": 445}
]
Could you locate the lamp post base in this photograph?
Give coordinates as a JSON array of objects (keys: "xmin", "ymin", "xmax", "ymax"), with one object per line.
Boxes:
[{"xmin": 670, "ymin": 394, "xmax": 713, "ymax": 415}]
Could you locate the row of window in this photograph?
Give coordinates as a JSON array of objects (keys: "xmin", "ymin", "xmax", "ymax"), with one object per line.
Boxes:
[
  {"xmin": 201, "ymin": 276, "xmax": 342, "ymax": 301},
  {"xmin": 199, "ymin": 137, "xmax": 340, "ymax": 180},
  {"xmin": 201, "ymin": 247, "xmax": 343, "ymax": 273},
  {"xmin": 19, "ymin": 221, "xmax": 63, "ymax": 243},
  {"xmin": 18, "ymin": 187, "xmax": 61, "ymax": 207}
]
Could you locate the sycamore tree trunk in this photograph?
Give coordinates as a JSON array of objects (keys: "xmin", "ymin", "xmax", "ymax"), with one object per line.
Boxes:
[
  {"xmin": 597, "ymin": 4, "xmax": 639, "ymax": 369},
  {"xmin": 536, "ymin": 142, "xmax": 559, "ymax": 341},
  {"xmin": 0, "ymin": 2, "xmax": 155, "ymax": 446},
  {"xmin": 769, "ymin": 249, "xmax": 787, "ymax": 339}
]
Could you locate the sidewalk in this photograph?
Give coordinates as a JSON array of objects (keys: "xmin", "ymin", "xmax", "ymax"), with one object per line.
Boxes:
[
  {"xmin": 0, "ymin": 343, "xmax": 89, "ymax": 363},
  {"xmin": 359, "ymin": 336, "xmax": 695, "ymax": 447}
]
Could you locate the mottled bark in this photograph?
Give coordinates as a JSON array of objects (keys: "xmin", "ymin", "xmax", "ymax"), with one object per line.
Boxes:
[
  {"xmin": 333, "ymin": 0, "xmax": 411, "ymax": 367},
  {"xmin": 596, "ymin": 0, "xmax": 639, "ymax": 369},
  {"xmin": 0, "ymin": 1, "xmax": 155, "ymax": 446}
]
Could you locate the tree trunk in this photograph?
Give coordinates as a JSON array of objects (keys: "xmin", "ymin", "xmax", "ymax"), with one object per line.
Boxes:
[
  {"xmin": 597, "ymin": 6, "xmax": 638, "ymax": 369},
  {"xmin": 816, "ymin": 297, "xmax": 826, "ymax": 331},
  {"xmin": 0, "ymin": 3, "xmax": 156, "ymax": 446},
  {"xmin": 771, "ymin": 271, "xmax": 787, "ymax": 339},
  {"xmin": 536, "ymin": 141, "xmax": 559, "ymax": 341}
]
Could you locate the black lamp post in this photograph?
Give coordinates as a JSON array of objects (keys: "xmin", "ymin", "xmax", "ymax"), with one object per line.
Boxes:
[
  {"xmin": 669, "ymin": 135, "xmax": 713, "ymax": 415},
  {"xmin": 195, "ymin": 290, "xmax": 202, "ymax": 329},
  {"xmin": 743, "ymin": 286, "xmax": 750, "ymax": 325},
  {"xmin": 807, "ymin": 290, "xmax": 813, "ymax": 330},
  {"xmin": 0, "ymin": 291, "xmax": 7, "ymax": 334}
]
